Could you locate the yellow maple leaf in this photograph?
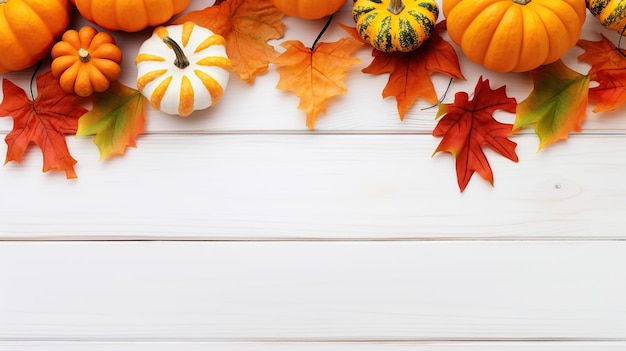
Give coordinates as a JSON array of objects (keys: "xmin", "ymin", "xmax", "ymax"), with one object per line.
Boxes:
[
  {"xmin": 274, "ymin": 38, "xmax": 363, "ymax": 130},
  {"xmin": 174, "ymin": 0, "xmax": 285, "ymax": 84}
]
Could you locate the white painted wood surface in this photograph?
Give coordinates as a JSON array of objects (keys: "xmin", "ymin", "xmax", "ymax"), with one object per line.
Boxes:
[{"xmin": 1, "ymin": 1, "xmax": 625, "ymax": 350}]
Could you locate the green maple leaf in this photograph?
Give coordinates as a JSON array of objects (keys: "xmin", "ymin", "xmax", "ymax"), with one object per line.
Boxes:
[
  {"xmin": 514, "ymin": 60, "xmax": 589, "ymax": 150},
  {"xmin": 77, "ymin": 81, "xmax": 146, "ymax": 159}
]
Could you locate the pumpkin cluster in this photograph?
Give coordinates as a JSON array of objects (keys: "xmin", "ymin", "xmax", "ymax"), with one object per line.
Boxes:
[{"xmin": 3, "ymin": 0, "xmax": 626, "ymax": 119}]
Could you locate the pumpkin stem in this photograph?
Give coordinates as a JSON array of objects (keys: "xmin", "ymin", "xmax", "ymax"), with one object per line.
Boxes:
[
  {"xmin": 388, "ymin": 0, "xmax": 406, "ymax": 15},
  {"xmin": 78, "ymin": 48, "xmax": 91, "ymax": 63},
  {"xmin": 512, "ymin": 0, "xmax": 532, "ymax": 4},
  {"xmin": 163, "ymin": 36, "xmax": 190, "ymax": 69}
]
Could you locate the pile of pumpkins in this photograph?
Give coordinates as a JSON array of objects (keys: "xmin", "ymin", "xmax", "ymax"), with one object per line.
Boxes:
[{"xmin": 1, "ymin": 0, "xmax": 626, "ymax": 115}]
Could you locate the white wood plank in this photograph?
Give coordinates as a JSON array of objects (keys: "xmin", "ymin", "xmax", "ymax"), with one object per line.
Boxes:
[
  {"xmin": 1, "ymin": 241, "xmax": 624, "ymax": 340},
  {"xmin": 0, "ymin": 133, "xmax": 625, "ymax": 239},
  {"xmin": 0, "ymin": 3, "xmax": 623, "ymax": 134},
  {"xmin": 1, "ymin": 341, "xmax": 624, "ymax": 351}
]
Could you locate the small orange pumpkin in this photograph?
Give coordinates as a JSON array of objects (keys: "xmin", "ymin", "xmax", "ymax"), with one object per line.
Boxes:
[
  {"xmin": 443, "ymin": 0, "xmax": 586, "ymax": 72},
  {"xmin": 0, "ymin": 0, "xmax": 72, "ymax": 73},
  {"xmin": 270, "ymin": 0, "xmax": 347, "ymax": 19},
  {"xmin": 51, "ymin": 26, "xmax": 123, "ymax": 97},
  {"xmin": 70, "ymin": 0, "xmax": 191, "ymax": 32}
]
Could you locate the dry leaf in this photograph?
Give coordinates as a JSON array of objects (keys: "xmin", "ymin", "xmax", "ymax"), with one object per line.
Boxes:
[
  {"xmin": 174, "ymin": 0, "xmax": 285, "ymax": 83},
  {"xmin": 274, "ymin": 37, "xmax": 363, "ymax": 130}
]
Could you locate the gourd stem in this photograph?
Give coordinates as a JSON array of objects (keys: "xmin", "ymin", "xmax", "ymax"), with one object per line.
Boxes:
[
  {"xmin": 163, "ymin": 36, "xmax": 190, "ymax": 69},
  {"xmin": 388, "ymin": 0, "xmax": 405, "ymax": 15},
  {"xmin": 78, "ymin": 48, "xmax": 91, "ymax": 63},
  {"xmin": 512, "ymin": 0, "xmax": 532, "ymax": 4}
]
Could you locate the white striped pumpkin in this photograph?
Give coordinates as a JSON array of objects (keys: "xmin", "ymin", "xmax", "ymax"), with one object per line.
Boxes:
[{"xmin": 135, "ymin": 22, "xmax": 231, "ymax": 117}]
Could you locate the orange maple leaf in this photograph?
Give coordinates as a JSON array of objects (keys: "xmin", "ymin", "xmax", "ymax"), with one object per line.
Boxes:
[
  {"xmin": 362, "ymin": 22, "xmax": 465, "ymax": 119},
  {"xmin": 433, "ymin": 77, "xmax": 518, "ymax": 192},
  {"xmin": 577, "ymin": 35, "xmax": 626, "ymax": 113},
  {"xmin": 173, "ymin": 0, "xmax": 285, "ymax": 84},
  {"xmin": 0, "ymin": 71, "xmax": 88, "ymax": 178},
  {"xmin": 274, "ymin": 37, "xmax": 363, "ymax": 130},
  {"xmin": 587, "ymin": 69, "xmax": 626, "ymax": 112},
  {"xmin": 577, "ymin": 34, "xmax": 626, "ymax": 77}
]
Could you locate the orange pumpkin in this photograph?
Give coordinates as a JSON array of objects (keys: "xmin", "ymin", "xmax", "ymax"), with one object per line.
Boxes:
[
  {"xmin": 51, "ymin": 26, "xmax": 123, "ymax": 97},
  {"xmin": 70, "ymin": 0, "xmax": 191, "ymax": 32},
  {"xmin": 443, "ymin": 0, "xmax": 586, "ymax": 72},
  {"xmin": 270, "ymin": 0, "xmax": 347, "ymax": 19},
  {"xmin": 0, "ymin": 0, "xmax": 72, "ymax": 73}
]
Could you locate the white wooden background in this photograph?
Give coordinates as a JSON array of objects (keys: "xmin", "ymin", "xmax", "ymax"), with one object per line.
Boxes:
[{"xmin": 1, "ymin": 1, "xmax": 625, "ymax": 350}]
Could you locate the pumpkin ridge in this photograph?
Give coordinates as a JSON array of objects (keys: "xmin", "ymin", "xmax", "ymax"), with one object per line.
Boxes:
[
  {"xmin": 196, "ymin": 56, "xmax": 232, "ymax": 70},
  {"xmin": 181, "ymin": 22, "xmax": 194, "ymax": 48},
  {"xmin": 178, "ymin": 75, "xmax": 194, "ymax": 116},
  {"xmin": 194, "ymin": 69, "xmax": 224, "ymax": 106},
  {"xmin": 5, "ymin": 2, "xmax": 53, "ymax": 55},
  {"xmin": 194, "ymin": 35, "xmax": 227, "ymax": 54},
  {"xmin": 136, "ymin": 53, "xmax": 167, "ymax": 63},
  {"xmin": 459, "ymin": 2, "xmax": 508, "ymax": 67},
  {"xmin": 149, "ymin": 75, "xmax": 173, "ymax": 111},
  {"xmin": 137, "ymin": 69, "xmax": 168, "ymax": 91}
]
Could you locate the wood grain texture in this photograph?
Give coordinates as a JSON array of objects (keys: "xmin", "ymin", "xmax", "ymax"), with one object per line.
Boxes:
[
  {"xmin": 1, "ymin": 241, "xmax": 625, "ymax": 341},
  {"xmin": 1, "ymin": 341, "xmax": 624, "ymax": 351},
  {"xmin": 1, "ymin": 0, "xmax": 625, "ymax": 347},
  {"xmin": 0, "ymin": 133, "xmax": 625, "ymax": 239}
]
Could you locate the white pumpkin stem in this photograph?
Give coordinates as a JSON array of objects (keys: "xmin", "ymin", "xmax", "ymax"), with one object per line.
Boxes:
[
  {"xmin": 512, "ymin": 0, "xmax": 532, "ymax": 4},
  {"xmin": 388, "ymin": 0, "xmax": 406, "ymax": 15},
  {"xmin": 78, "ymin": 48, "xmax": 91, "ymax": 63},
  {"xmin": 163, "ymin": 36, "xmax": 190, "ymax": 69}
]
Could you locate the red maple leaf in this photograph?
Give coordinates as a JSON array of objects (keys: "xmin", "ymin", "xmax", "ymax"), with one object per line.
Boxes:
[
  {"xmin": 433, "ymin": 77, "xmax": 518, "ymax": 192},
  {"xmin": 361, "ymin": 21, "xmax": 465, "ymax": 119},
  {"xmin": 0, "ymin": 71, "xmax": 88, "ymax": 178}
]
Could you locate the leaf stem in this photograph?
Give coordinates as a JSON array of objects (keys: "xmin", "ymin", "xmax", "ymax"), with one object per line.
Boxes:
[
  {"xmin": 311, "ymin": 14, "xmax": 335, "ymax": 50},
  {"xmin": 617, "ymin": 24, "xmax": 626, "ymax": 58},
  {"xmin": 421, "ymin": 77, "xmax": 454, "ymax": 110},
  {"xmin": 29, "ymin": 60, "xmax": 43, "ymax": 101}
]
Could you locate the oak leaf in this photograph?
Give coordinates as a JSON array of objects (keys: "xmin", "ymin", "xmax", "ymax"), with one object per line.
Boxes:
[
  {"xmin": 274, "ymin": 37, "xmax": 363, "ymax": 130},
  {"xmin": 76, "ymin": 81, "xmax": 146, "ymax": 160},
  {"xmin": 362, "ymin": 22, "xmax": 465, "ymax": 119},
  {"xmin": 173, "ymin": 0, "xmax": 285, "ymax": 84},
  {"xmin": 0, "ymin": 71, "xmax": 87, "ymax": 179},
  {"xmin": 514, "ymin": 60, "xmax": 589, "ymax": 150},
  {"xmin": 433, "ymin": 77, "xmax": 518, "ymax": 192}
]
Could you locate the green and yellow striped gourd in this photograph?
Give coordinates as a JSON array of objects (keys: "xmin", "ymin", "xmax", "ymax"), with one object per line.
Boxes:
[
  {"xmin": 352, "ymin": 0, "xmax": 439, "ymax": 52},
  {"xmin": 586, "ymin": 0, "xmax": 626, "ymax": 32}
]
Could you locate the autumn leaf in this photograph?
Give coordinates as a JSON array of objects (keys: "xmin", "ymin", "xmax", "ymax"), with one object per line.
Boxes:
[
  {"xmin": 76, "ymin": 81, "xmax": 146, "ymax": 160},
  {"xmin": 173, "ymin": 0, "xmax": 285, "ymax": 84},
  {"xmin": 433, "ymin": 76, "xmax": 518, "ymax": 192},
  {"xmin": 362, "ymin": 21, "xmax": 465, "ymax": 119},
  {"xmin": 577, "ymin": 35, "xmax": 626, "ymax": 113},
  {"xmin": 0, "ymin": 71, "xmax": 87, "ymax": 179},
  {"xmin": 514, "ymin": 59, "xmax": 589, "ymax": 150},
  {"xmin": 586, "ymin": 68, "xmax": 626, "ymax": 113},
  {"xmin": 274, "ymin": 37, "xmax": 363, "ymax": 130},
  {"xmin": 577, "ymin": 34, "xmax": 626, "ymax": 76}
]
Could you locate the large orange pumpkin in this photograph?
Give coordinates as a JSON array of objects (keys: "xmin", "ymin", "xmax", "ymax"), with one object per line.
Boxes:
[
  {"xmin": 443, "ymin": 0, "xmax": 586, "ymax": 72},
  {"xmin": 270, "ymin": 0, "xmax": 347, "ymax": 19},
  {"xmin": 70, "ymin": 0, "xmax": 191, "ymax": 32},
  {"xmin": 0, "ymin": 0, "xmax": 72, "ymax": 73}
]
